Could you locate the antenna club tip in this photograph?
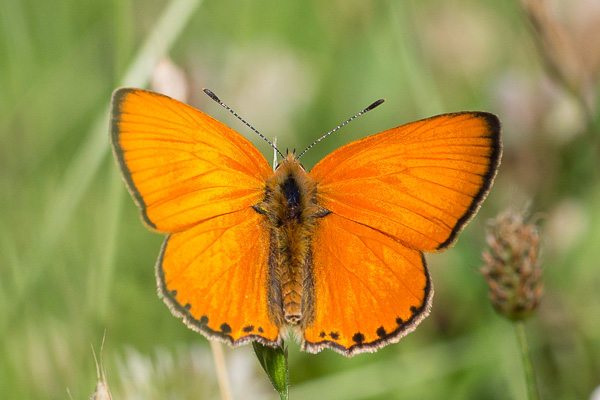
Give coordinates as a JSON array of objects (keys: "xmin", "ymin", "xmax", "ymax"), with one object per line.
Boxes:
[
  {"xmin": 203, "ymin": 88, "xmax": 220, "ymax": 102},
  {"xmin": 365, "ymin": 98, "xmax": 385, "ymax": 111}
]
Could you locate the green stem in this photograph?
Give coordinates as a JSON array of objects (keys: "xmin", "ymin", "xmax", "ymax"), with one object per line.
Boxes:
[{"xmin": 514, "ymin": 321, "xmax": 539, "ymax": 400}]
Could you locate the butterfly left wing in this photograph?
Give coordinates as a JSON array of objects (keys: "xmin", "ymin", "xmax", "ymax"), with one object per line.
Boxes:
[{"xmin": 302, "ymin": 213, "xmax": 432, "ymax": 356}]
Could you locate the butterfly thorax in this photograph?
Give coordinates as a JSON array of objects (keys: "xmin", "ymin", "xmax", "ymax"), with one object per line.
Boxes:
[{"xmin": 253, "ymin": 154, "xmax": 329, "ymax": 328}]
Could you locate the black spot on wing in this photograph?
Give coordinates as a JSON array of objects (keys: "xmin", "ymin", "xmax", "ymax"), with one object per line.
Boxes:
[
  {"xmin": 220, "ymin": 323, "xmax": 232, "ymax": 334},
  {"xmin": 352, "ymin": 333, "xmax": 365, "ymax": 345}
]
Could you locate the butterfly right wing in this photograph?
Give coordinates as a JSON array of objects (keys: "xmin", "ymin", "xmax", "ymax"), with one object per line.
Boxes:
[
  {"xmin": 157, "ymin": 207, "xmax": 280, "ymax": 347},
  {"xmin": 110, "ymin": 88, "xmax": 272, "ymax": 233}
]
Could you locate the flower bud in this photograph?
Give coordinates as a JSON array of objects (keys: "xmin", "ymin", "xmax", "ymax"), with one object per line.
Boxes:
[{"xmin": 481, "ymin": 209, "xmax": 543, "ymax": 320}]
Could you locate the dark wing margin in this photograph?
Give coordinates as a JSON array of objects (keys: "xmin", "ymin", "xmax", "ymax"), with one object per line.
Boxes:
[{"xmin": 437, "ymin": 112, "xmax": 501, "ymax": 250}]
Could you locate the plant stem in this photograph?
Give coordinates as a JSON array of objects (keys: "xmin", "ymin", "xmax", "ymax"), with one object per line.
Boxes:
[
  {"xmin": 514, "ymin": 321, "xmax": 539, "ymax": 400},
  {"xmin": 210, "ymin": 341, "xmax": 233, "ymax": 400}
]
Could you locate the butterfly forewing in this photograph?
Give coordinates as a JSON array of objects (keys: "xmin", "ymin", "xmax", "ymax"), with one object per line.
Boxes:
[
  {"xmin": 110, "ymin": 88, "xmax": 272, "ymax": 233},
  {"xmin": 310, "ymin": 112, "xmax": 501, "ymax": 251}
]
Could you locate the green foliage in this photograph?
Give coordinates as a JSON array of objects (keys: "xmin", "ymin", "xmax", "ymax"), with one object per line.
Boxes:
[{"xmin": 1, "ymin": 0, "xmax": 599, "ymax": 398}]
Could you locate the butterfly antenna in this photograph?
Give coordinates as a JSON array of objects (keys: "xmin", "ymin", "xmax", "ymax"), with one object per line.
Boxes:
[
  {"xmin": 203, "ymin": 89, "xmax": 285, "ymax": 159},
  {"xmin": 272, "ymin": 137, "xmax": 278, "ymax": 171},
  {"xmin": 297, "ymin": 98, "xmax": 385, "ymax": 159}
]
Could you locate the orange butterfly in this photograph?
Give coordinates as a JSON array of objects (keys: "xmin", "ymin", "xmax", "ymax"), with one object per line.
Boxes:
[{"xmin": 110, "ymin": 88, "xmax": 501, "ymax": 357}]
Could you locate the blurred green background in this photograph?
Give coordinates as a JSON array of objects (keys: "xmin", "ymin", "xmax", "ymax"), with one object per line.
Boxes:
[{"xmin": 1, "ymin": 0, "xmax": 599, "ymax": 398}]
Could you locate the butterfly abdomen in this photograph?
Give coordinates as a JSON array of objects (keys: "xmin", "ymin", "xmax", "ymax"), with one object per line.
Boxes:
[{"xmin": 254, "ymin": 154, "xmax": 328, "ymax": 327}]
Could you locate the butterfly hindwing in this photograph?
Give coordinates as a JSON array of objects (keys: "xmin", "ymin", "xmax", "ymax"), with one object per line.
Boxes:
[
  {"xmin": 302, "ymin": 214, "xmax": 432, "ymax": 356},
  {"xmin": 157, "ymin": 207, "xmax": 280, "ymax": 346},
  {"xmin": 310, "ymin": 112, "xmax": 501, "ymax": 251}
]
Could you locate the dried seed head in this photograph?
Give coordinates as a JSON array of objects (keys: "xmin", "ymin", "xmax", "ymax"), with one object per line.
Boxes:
[
  {"xmin": 90, "ymin": 334, "xmax": 112, "ymax": 400},
  {"xmin": 481, "ymin": 209, "xmax": 544, "ymax": 320}
]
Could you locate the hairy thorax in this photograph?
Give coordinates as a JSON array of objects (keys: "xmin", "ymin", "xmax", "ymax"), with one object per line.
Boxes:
[{"xmin": 252, "ymin": 153, "xmax": 329, "ymax": 329}]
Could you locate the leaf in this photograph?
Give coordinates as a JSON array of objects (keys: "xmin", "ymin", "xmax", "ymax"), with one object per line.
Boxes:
[{"xmin": 252, "ymin": 341, "xmax": 289, "ymax": 400}]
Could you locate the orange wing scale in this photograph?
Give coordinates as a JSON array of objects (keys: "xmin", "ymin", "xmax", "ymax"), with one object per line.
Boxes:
[{"xmin": 310, "ymin": 112, "xmax": 501, "ymax": 252}]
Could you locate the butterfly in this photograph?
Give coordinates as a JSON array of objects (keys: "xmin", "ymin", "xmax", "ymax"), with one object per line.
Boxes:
[{"xmin": 110, "ymin": 88, "xmax": 501, "ymax": 357}]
